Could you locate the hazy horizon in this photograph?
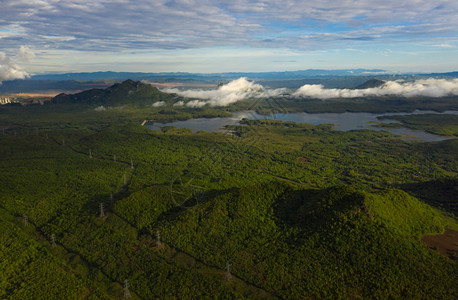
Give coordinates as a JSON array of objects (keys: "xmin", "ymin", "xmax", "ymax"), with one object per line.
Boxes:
[{"xmin": 23, "ymin": 68, "xmax": 458, "ymax": 76}]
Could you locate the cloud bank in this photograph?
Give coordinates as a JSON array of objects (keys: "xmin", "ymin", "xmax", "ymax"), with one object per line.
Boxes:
[
  {"xmin": 165, "ymin": 77, "xmax": 286, "ymax": 107},
  {"xmin": 293, "ymin": 78, "xmax": 458, "ymax": 99},
  {"xmin": 162, "ymin": 77, "xmax": 458, "ymax": 107},
  {"xmin": 2, "ymin": 1, "xmax": 458, "ymax": 72},
  {"xmin": 0, "ymin": 49, "xmax": 29, "ymax": 83},
  {"xmin": 1, "ymin": 1, "xmax": 457, "ymax": 52}
]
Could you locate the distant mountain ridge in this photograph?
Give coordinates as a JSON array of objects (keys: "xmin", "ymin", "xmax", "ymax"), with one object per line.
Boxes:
[
  {"xmin": 1, "ymin": 70, "xmax": 457, "ymax": 95},
  {"xmin": 27, "ymin": 69, "xmax": 458, "ymax": 82},
  {"xmin": 31, "ymin": 69, "xmax": 387, "ymax": 81}
]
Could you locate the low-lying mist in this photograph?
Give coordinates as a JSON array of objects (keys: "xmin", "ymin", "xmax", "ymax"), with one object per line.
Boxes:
[
  {"xmin": 161, "ymin": 77, "xmax": 458, "ymax": 107},
  {"xmin": 163, "ymin": 77, "xmax": 286, "ymax": 108},
  {"xmin": 293, "ymin": 78, "xmax": 458, "ymax": 99}
]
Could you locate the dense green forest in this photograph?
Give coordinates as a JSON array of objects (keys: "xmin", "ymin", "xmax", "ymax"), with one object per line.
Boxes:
[
  {"xmin": 0, "ymin": 82, "xmax": 457, "ymax": 299},
  {"xmin": 378, "ymin": 114, "xmax": 458, "ymax": 137}
]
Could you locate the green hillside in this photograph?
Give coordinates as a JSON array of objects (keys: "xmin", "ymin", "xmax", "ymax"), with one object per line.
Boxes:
[
  {"xmin": 0, "ymin": 94, "xmax": 456, "ymax": 298},
  {"xmin": 52, "ymin": 79, "xmax": 176, "ymax": 106},
  {"xmin": 354, "ymin": 79, "xmax": 386, "ymax": 89},
  {"xmin": 379, "ymin": 114, "xmax": 458, "ymax": 137},
  {"xmin": 156, "ymin": 184, "xmax": 456, "ymax": 298}
]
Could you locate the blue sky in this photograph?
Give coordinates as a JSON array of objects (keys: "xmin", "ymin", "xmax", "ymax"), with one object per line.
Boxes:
[{"xmin": 1, "ymin": 0, "xmax": 458, "ymax": 76}]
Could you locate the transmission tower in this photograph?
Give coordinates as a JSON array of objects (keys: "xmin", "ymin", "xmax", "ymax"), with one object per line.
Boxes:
[
  {"xmin": 100, "ymin": 202, "xmax": 105, "ymax": 218},
  {"xmin": 156, "ymin": 230, "xmax": 161, "ymax": 247},
  {"xmin": 225, "ymin": 261, "xmax": 232, "ymax": 280},
  {"xmin": 50, "ymin": 234, "xmax": 56, "ymax": 247},
  {"xmin": 123, "ymin": 279, "xmax": 131, "ymax": 299}
]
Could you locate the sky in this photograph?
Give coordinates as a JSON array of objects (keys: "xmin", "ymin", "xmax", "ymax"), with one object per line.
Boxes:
[{"xmin": 1, "ymin": 0, "xmax": 458, "ymax": 77}]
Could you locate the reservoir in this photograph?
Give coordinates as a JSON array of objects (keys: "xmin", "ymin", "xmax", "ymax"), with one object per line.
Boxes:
[{"xmin": 147, "ymin": 110, "xmax": 458, "ymax": 142}]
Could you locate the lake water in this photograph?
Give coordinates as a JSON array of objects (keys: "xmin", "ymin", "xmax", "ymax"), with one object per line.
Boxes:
[{"xmin": 147, "ymin": 110, "xmax": 458, "ymax": 142}]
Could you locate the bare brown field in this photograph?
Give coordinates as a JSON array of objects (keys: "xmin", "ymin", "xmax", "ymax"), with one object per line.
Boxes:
[
  {"xmin": 12, "ymin": 92, "xmax": 61, "ymax": 98},
  {"xmin": 422, "ymin": 229, "xmax": 458, "ymax": 259}
]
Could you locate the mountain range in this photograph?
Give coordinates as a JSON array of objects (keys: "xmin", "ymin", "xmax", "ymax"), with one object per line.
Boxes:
[{"xmin": 1, "ymin": 70, "xmax": 457, "ymax": 94}]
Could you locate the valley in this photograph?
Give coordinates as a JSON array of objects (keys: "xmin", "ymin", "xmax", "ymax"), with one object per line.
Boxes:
[{"xmin": 0, "ymin": 80, "xmax": 457, "ymax": 298}]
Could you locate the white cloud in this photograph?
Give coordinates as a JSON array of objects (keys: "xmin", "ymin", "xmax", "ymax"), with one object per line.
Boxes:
[
  {"xmin": 17, "ymin": 45, "xmax": 35, "ymax": 62},
  {"xmin": 0, "ymin": 0, "xmax": 254, "ymax": 51},
  {"xmin": 1, "ymin": 0, "xmax": 457, "ymax": 52},
  {"xmin": 293, "ymin": 78, "xmax": 458, "ymax": 99},
  {"xmin": 164, "ymin": 77, "xmax": 286, "ymax": 107},
  {"xmin": 164, "ymin": 78, "xmax": 458, "ymax": 104},
  {"xmin": 185, "ymin": 100, "xmax": 207, "ymax": 108},
  {"xmin": 94, "ymin": 105, "xmax": 106, "ymax": 111},
  {"xmin": 432, "ymin": 44, "xmax": 454, "ymax": 48},
  {"xmin": 223, "ymin": 1, "xmax": 458, "ymax": 25},
  {"xmin": 1, "ymin": 1, "xmax": 458, "ymax": 72},
  {"xmin": 0, "ymin": 50, "xmax": 29, "ymax": 83},
  {"xmin": 152, "ymin": 101, "xmax": 166, "ymax": 107}
]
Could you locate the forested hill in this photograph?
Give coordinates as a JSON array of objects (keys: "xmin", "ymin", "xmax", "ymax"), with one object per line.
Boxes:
[
  {"xmin": 354, "ymin": 79, "xmax": 386, "ymax": 89},
  {"xmin": 51, "ymin": 80, "xmax": 175, "ymax": 106},
  {"xmin": 0, "ymin": 100, "xmax": 457, "ymax": 298}
]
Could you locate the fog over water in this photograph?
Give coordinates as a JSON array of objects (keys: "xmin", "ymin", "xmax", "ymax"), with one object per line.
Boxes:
[{"xmin": 163, "ymin": 77, "xmax": 458, "ymax": 107}]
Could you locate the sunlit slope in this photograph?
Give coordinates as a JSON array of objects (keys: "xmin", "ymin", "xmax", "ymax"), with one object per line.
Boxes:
[{"xmin": 156, "ymin": 183, "xmax": 457, "ymax": 299}]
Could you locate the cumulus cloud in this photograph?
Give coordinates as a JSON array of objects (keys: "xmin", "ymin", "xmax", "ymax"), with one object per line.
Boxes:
[
  {"xmin": 0, "ymin": 51, "xmax": 29, "ymax": 83},
  {"xmin": 293, "ymin": 79, "xmax": 458, "ymax": 99},
  {"xmin": 164, "ymin": 77, "xmax": 286, "ymax": 107}
]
